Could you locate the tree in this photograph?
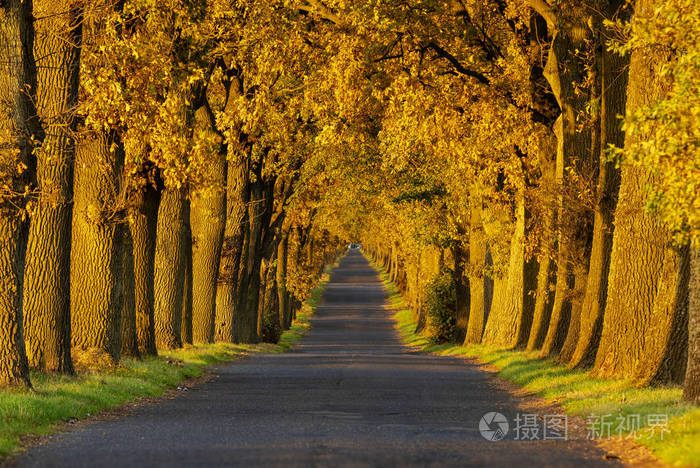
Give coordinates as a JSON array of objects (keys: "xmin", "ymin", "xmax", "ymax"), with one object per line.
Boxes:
[
  {"xmin": 684, "ymin": 248, "xmax": 700, "ymax": 403},
  {"xmin": 0, "ymin": 0, "xmax": 38, "ymax": 387},
  {"xmin": 22, "ymin": 0, "xmax": 83, "ymax": 373},
  {"xmin": 70, "ymin": 130, "xmax": 125, "ymax": 366},
  {"xmin": 190, "ymin": 105, "xmax": 225, "ymax": 344},
  {"xmin": 153, "ymin": 186, "xmax": 187, "ymax": 349},
  {"xmin": 594, "ymin": 0, "xmax": 691, "ymax": 384}
]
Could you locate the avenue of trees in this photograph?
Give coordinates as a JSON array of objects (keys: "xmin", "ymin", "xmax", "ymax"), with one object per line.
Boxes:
[{"xmin": 0, "ymin": 0, "xmax": 698, "ymax": 405}]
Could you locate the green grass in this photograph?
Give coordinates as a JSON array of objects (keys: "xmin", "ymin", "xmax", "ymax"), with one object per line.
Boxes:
[
  {"xmin": 0, "ymin": 262, "xmax": 337, "ymax": 459},
  {"xmin": 372, "ymin": 260, "xmax": 700, "ymax": 467}
]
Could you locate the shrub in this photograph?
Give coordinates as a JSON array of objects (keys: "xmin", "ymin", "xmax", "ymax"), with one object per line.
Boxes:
[
  {"xmin": 425, "ymin": 271, "xmax": 457, "ymax": 344},
  {"xmin": 262, "ymin": 310, "xmax": 282, "ymax": 344}
]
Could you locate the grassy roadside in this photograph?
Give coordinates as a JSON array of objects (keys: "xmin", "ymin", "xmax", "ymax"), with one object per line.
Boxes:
[
  {"xmin": 371, "ymin": 260, "xmax": 700, "ymax": 467},
  {"xmin": 0, "ymin": 262, "xmax": 336, "ymax": 459}
]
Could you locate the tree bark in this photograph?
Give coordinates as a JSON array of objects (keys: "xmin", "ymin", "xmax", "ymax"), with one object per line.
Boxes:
[
  {"xmin": 190, "ymin": 107, "xmax": 225, "ymax": 344},
  {"xmin": 22, "ymin": 0, "xmax": 82, "ymax": 373},
  {"xmin": 683, "ymin": 247, "xmax": 700, "ymax": 403},
  {"xmin": 594, "ymin": 0, "xmax": 689, "ymax": 383},
  {"xmin": 120, "ymin": 226, "xmax": 139, "ymax": 357},
  {"xmin": 153, "ymin": 187, "xmax": 186, "ymax": 350},
  {"xmin": 276, "ymin": 230, "xmax": 290, "ymax": 329},
  {"xmin": 529, "ymin": 1, "xmax": 593, "ymax": 358},
  {"xmin": 261, "ymin": 252, "xmax": 280, "ymax": 343},
  {"xmin": 129, "ymin": 186, "xmax": 159, "ymax": 355},
  {"xmin": 482, "ymin": 193, "xmax": 538, "ymax": 348},
  {"xmin": 214, "ymin": 150, "xmax": 249, "ymax": 343},
  {"xmin": 0, "ymin": 0, "xmax": 37, "ymax": 387},
  {"xmin": 465, "ymin": 192, "xmax": 486, "ymax": 345},
  {"xmin": 181, "ymin": 203, "xmax": 193, "ymax": 345},
  {"xmin": 236, "ymin": 178, "xmax": 269, "ymax": 343},
  {"xmin": 70, "ymin": 131, "xmax": 125, "ymax": 366},
  {"xmin": 527, "ymin": 253, "xmax": 555, "ymax": 351},
  {"xmin": 453, "ymin": 237, "xmax": 470, "ymax": 344},
  {"xmin": 569, "ymin": 1, "xmax": 629, "ymax": 368}
]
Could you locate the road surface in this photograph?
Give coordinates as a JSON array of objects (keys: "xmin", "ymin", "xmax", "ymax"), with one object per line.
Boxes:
[{"xmin": 11, "ymin": 251, "xmax": 620, "ymax": 467}]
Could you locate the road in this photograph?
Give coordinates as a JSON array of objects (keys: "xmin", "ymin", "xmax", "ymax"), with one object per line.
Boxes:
[{"xmin": 11, "ymin": 250, "xmax": 620, "ymax": 467}]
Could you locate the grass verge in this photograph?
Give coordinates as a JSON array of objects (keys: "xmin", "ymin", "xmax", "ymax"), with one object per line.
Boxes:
[
  {"xmin": 0, "ymin": 262, "xmax": 336, "ymax": 459},
  {"xmin": 371, "ymin": 259, "xmax": 700, "ymax": 468}
]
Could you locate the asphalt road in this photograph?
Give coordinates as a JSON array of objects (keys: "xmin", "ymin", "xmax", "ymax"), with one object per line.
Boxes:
[{"xmin": 11, "ymin": 250, "xmax": 620, "ymax": 467}]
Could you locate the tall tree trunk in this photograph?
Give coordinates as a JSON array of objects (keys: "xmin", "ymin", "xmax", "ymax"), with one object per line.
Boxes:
[
  {"xmin": 181, "ymin": 206, "xmax": 193, "ymax": 345},
  {"xmin": 683, "ymin": 247, "xmax": 700, "ymax": 403},
  {"xmin": 22, "ymin": 0, "xmax": 82, "ymax": 373},
  {"xmin": 0, "ymin": 0, "xmax": 37, "ymax": 387},
  {"xmin": 540, "ymin": 243, "xmax": 575, "ymax": 356},
  {"xmin": 526, "ymin": 172, "xmax": 557, "ymax": 352},
  {"xmin": 482, "ymin": 193, "xmax": 538, "ymax": 348},
  {"xmin": 276, "ymin": 230, "xmax": 290, "ymax": 329},
  {"xmin": 453, "ymin": 237, "xmax": 469, "ymax": 343},
  {"xmin": 594, "ymin": 0, "xmax": 689, "ymax": 383},
  {"xmin": 120, "ymin": 227, "xmax": 139, "ymax": 357},
  {"xmin": 465, "ymin": 192, "xmax": 486, "ymax": 345},
  {"xmin": 0, "ymin": 215, "xmax": 31, "ymax": 387},
  {"xmin": 527, "ymin": 253, "xmax": 555, "ymax": 351},
  {"xmin": 529, "ymin": 1, "xmax": 594, "ymax": 358},
  {"xmin": 569, "ymin": 1, "xmax": 629, "ymax": 368},
  {"xmin": 130, "ymin": 186, "xmax": 159, "ymax": 355},
  {"xmin": 190, "ymin": 107, "xmax": 225, "ymax": 344},
  {"xmin": 214, "ymin": 151, "xmax": 249, "ymax": 343},
  {"xmin": 153, "ymin": 188, "xmax": 186, "ymax": 350},
  {"xmin": 261, "ymin": 253, "xmax": 280, "ymax": 343},
  {"xmin": 70, "ymin": 132, "xmax": 124, "ymax": 366},
  {"xmin": 236, "ymin": 178, "xmax": 273, "ymax": 343}
]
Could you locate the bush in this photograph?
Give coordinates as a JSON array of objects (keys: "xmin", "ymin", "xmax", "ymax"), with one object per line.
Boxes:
[
  {"xmin": 262, "ymin": 302, "xmax": 282, "ymax": 343},
  {"xmin": 425, "ymin": 271, "xmax": 457, "ymax": 344}
]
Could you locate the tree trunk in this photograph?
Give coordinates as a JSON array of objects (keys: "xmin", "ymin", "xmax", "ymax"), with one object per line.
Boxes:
[
  {"xmin": 130, "ymin": 186, "xmax": 159, "ymax": 355},
  {"xmin": 540, "ymin": 243, "xmax": 574, "ymax": 356},
  {"xmin": 181, "ymin": 200, "xmax": 193, "ymax": 345},
  {"xmin": 453, "ymin": 238, "xmax": 470, "ymax": 343},
  {"xmin": 153, "ymin": 188, "xmax": 186, "ymax": 350},
  {"xmin": 22, "ymin": 0, "xmax": 82, "ymax": 373},
  {"xmin": 569, "ymin": 2, "xmax": 629, "ymax": 368},
  {"xmin": 70, "ymin": 132, "xmax": 124, "ymax": 366},
  {"xmin": 526, "ymin": 136, "xmax": 557, "ymax": 352},
  {"xmin": 236, "ymin": 177, "xmax": 274, "ymax": 343},
  {"xmin": 261, "ymin": 253, "xmax": 280, "ymax": 343},
  {"xmin": 120, "ymin": 227, "xmax": 139, "ymax": 357},
  {"xmin": 276, "ymin": 230, "xmax": 290, "ymax": 329},
  {"xmin": 214, "ymin": 151, "xmax": 249, "ymax": 343},
  {"xmin": 0, "ymin": 0, "xmax": 37, "ymax": 387},
  {"xmin": 528, "ymin": 1, "xmax": 593, "ymax": 358},
  {"xmin": 527, "ymin": 253, "xmax": 555, "ymax": 351},
  {"xmin": 482, "ymin": 193, "xmax": 538, "ymax": 348},
  {"xmin": 0, "ymin": 213, "xmax": 31, "ymax": 387},
  {"xmin": 190, "ymin": 107, "xmax": 225, "ymax": 344},
  {"xmin": 465, "ymin": 193, "xmax": 487, "ymax": 344},
  {"xmin": 594, "ymin": 0, "xmax": 689, "ymax": 383},
  {"xmin": 683, "ymin": 247, "xmax": 700, "ymax": 403}
]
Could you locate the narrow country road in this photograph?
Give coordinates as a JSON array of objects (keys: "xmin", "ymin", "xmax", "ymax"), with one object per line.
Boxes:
[{"xmin": 11, "ymin": 251, "xmax": 620, "ymax": 467}]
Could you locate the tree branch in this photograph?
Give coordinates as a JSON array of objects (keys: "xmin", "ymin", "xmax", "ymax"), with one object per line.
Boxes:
[
  {"xmin": 527, "ymin": 0, "xmax": 558, "ymax": 30},
  {"xmin": 299, "ymin": 0, "xmax": 341, "ymax": 25},
  {"xmin": 424, "ymin": 42, "xmax": 490, "ymax": 85}
]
